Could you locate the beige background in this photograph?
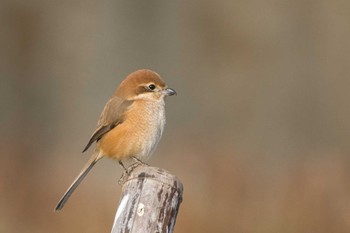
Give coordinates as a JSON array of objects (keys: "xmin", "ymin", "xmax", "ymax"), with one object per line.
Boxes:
[{"xmin": 1, "ymin": 1, "xmax": 350, "ymax": 232}]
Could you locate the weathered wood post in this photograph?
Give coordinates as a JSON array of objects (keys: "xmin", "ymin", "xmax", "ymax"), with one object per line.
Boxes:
[{"xmin": 111, "ymin": 165, "xmax": 183, "ymax": 233}]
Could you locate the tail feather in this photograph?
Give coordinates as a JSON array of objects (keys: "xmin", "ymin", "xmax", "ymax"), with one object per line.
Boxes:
[{"xmin": 54, "ymin": 154, "xmax": 102, "ymax": 211}]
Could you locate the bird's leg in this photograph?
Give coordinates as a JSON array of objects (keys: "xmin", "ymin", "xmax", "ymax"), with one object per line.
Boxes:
[
  {"xmin": 118, "ymin": 161, "xmax": 129, "ymax": 185},
  {"xmin": 118, "ymin": 161, "xmax": 128, "ymax": 172},
  {"xmin": 118, "ymin": 158, "xmax": 148, "ymax": 185},
  {"xmin": 131, "ymin": 156, "xmax": 149, "ymax": 166}
]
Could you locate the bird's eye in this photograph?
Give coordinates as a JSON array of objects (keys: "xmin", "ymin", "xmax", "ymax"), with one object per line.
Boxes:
[{"xmin": 148, "ymin": 84, "xmax": 156, "ymax": 90}]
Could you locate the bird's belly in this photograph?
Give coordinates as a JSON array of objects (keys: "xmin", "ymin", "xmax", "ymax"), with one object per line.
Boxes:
[{"xmin": 99, "ymin": 103, "xmax": 165, "ymax": 161}]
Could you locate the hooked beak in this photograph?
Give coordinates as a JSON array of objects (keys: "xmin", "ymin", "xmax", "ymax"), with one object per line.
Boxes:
[{"xmin": 162, "ymin": 88, "xmax": 177, "ymax": 96}]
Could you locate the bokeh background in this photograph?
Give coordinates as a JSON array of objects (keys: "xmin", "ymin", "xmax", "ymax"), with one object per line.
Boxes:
[{"xmin": 1, "ymin": 1, "xmax": 350, "ymax": 232}]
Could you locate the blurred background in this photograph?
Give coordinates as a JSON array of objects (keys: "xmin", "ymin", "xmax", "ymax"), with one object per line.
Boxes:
[{"xmin": 1, "ymin": 0, "xmax": 350, "ymax": 232}]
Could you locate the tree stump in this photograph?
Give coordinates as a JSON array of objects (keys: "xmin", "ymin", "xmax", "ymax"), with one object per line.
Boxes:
[{"xmin": 111, "ymin": 165, "xmax": 183, "ymax": 233}]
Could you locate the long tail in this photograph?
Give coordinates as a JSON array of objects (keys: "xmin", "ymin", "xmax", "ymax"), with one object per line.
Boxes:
[{"xmin": 54, "ymin": 154, "xmax": 102, "ymax": 211}]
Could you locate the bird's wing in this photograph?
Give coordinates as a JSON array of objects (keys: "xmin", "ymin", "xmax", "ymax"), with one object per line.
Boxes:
[{"xmin": 82, "ymin": 96, "xmax": 133, "ymax": 152}]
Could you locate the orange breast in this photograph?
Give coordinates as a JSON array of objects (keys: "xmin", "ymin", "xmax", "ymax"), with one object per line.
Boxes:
[{"xmin": 97, "ymin": 99, "xmax": 164, "ymax": 161}]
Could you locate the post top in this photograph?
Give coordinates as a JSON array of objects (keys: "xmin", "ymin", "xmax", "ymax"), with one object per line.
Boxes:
[{"xmin": 120, "ymin": 165, "xmax": 183, "ymax": 193}]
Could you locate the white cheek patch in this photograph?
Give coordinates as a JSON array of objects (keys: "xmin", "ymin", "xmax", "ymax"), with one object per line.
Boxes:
[
  {"xmin": 132, "ymin": 92, "xmax": 162, "ymax": 100},
  {"xmin": 133, "ymin": 93, "xmax": 152, "ymax": 99}
]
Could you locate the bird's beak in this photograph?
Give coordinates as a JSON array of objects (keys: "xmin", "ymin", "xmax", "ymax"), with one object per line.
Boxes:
[{"xmin": 162, "ymin": 88, "xmax": 177, "ymax": 96}]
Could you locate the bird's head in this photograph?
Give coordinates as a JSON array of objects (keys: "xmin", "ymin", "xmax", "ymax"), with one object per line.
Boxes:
[{"xmin": 115, "ymin": 69, "xmax": 176, "ymax": 101}]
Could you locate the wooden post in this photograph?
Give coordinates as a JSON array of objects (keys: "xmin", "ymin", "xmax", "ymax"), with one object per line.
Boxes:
[{"xmin": 111, "ymin": 165, "xmax": 183, "ymax": 233}]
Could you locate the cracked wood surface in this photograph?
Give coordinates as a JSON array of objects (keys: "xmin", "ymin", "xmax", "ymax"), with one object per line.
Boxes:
[{"xmin": 111, "ymin": 165, "xmax": 183, "ymax": 233}]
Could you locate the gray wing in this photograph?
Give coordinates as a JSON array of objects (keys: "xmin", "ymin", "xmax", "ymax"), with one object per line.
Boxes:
[{"xmin": 82, "ymin": 96, "xmax": 133, "ymax": 152}]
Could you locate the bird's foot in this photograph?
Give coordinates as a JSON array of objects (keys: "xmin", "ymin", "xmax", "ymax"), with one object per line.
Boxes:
[
  {"xmin": 118, "ymin": 158, "xmax": 148, "ymax": 185},
  {"xmin": 131, "ymin": 156, "xmax": 149, "ymax": 166}
]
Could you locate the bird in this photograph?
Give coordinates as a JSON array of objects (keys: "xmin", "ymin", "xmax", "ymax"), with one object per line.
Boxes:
[{"xmin": 54, "ymin": 69, "xmax": 176, "ymax": 211}]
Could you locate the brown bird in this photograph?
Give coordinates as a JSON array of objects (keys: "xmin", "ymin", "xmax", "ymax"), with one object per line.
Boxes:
[{"xmin": 55, "ymin": 69, "xmax": 176, "ymax": 211}]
